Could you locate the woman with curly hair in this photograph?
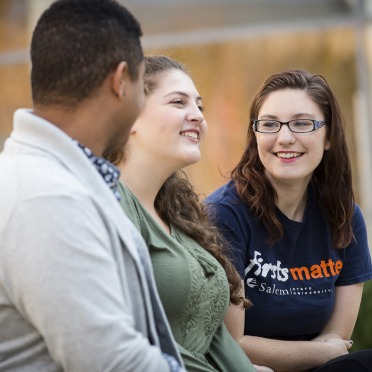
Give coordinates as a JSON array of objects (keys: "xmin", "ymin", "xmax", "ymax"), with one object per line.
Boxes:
[
  {"xmin": 108, "ymin": 55, "xmax": 260, "ymax": 371},
  {"xmin": 206, "ymin": 69, "xmax": 372, "ymax": 371}
]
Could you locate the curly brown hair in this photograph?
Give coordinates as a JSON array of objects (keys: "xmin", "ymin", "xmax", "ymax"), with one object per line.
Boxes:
[
  {"xmin": 107, "ymin": 55, "xmax": 249, "ymax": 308},
  {"xmin": 156, "ymin": 171, "xmax": 250, "ymax": 308},
  {"xmin": 232, "ymin": 69, "xmax": 354, "ymax": 248}
]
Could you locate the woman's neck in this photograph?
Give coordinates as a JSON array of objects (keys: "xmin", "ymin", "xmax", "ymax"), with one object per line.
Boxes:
[
  {"xmin": 119, "ymin": 155, "xmax": 172, "ymax": 233},
  {"xmin": 277, "ymin": 191, "xmax": 307, "ymax": 222},
  {"xmin": 272, "ymin": 180, "xmax": 309, "ymax": 222}
]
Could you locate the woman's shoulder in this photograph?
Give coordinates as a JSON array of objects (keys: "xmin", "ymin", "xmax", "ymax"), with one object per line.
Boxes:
[
  {"xmin": 205, "ymin": 180, "xmax": 256, "ymax": 229},
  {"xmin": 351, "ymin": 203, "xmax": 369, "ymax": 239},
  {"xmin": 118, "ymin": 182, "xmax": 146, "ymax": 232},
  {"xmin": 118, "ymin": 183, "xmax": 138, "ymax": 212},
  {"xmin": 205, "ymin": 180, "xmax": 241, "ymax": 206},
  {"xmin": 352, "ymin": 203, "xmax": 365, "ymax": 221}
]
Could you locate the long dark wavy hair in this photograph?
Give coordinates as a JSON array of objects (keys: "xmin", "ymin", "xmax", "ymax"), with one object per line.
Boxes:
[
  {"xmin": 232, "ymin": 69, "xmax": 354, "ymax": 249},
  {"xmin": 107, "ymin": 55, "xmax": 249, "ymax": 308}
]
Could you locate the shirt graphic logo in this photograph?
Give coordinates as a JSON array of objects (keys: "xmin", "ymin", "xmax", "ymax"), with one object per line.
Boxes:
[
  {"xmin": 246, "ymin": 278, "xmax": 258, "ymax": 288},
  {"xmin": 245, "ymin": 250, "xmax": 342, "ymax": 283},
  {"xmin": 245, "ymin": 250, "xmax": 289, "ymax": 281}
]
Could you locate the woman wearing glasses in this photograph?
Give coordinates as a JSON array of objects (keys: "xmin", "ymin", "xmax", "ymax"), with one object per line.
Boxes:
[{"xmin": 206, "ymin": 69, "xmax": 372, "ymax": 371}]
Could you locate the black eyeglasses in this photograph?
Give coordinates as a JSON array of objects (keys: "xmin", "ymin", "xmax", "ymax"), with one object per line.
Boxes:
[{"xmin": 253, "ymin": 119, "xmax": 327, "ymax": 133}]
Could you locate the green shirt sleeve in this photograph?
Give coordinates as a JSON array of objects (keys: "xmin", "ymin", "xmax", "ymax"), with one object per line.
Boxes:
[{"xmin": 206, "ymin": 322, "xmax": 255, "ymax": 372}]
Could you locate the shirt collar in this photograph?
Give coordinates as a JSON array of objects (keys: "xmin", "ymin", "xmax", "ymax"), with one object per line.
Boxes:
[{"xmin": 74, "ymin": 140, "xmax": 121, "ymax": 201}]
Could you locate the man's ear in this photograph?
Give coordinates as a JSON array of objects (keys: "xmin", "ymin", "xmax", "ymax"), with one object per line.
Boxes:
[{"xmin": 112, "ymin": 61, "xmax": 128, "ymax": 98}]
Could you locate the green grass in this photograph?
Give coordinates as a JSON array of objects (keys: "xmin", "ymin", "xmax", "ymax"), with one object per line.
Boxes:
[{"xmin": 351, "ymin": 280, "xmax": 372, "ymax": 350}]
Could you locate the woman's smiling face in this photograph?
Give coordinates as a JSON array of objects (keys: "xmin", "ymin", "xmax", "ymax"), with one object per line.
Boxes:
[
  {"xmin": 130, "ymin": 69, "xmax": 207, "ymax": 170},
  {"xmin": 255, "ymin": 88, "xmax": 330, "ymax": 187}
]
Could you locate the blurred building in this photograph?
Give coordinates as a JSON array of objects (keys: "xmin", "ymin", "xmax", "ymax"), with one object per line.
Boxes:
[{"xmin": 1, "ymin": 0, "xmax": 372, "ymax": 242}]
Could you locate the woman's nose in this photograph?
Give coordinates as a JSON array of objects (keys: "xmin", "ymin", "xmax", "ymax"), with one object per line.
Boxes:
[
  {"xmin": 187, "ymin": 105, "xmax": 205, "ymax": 123},
  {"xmin": 277, "ymin": 124, "xmax": 296, "ymax": 143}
]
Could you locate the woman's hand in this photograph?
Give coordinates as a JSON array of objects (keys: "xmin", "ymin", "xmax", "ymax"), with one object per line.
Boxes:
[
  {"xmin": 311, "ymin": 332, "xmax": 353, "ymax": 362},
  {"xmin": 322, "ymin": 337, "xmax": 352, "ymax": 357}
]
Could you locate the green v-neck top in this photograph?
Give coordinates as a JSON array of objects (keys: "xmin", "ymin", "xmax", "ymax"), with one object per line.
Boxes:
[{"xmin": 119, "ymin": 183, "xmax": 254, "ymax": 372}]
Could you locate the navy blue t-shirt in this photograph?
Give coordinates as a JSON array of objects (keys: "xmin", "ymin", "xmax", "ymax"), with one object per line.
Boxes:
[{"xmin": 206, "ymin": 180, "xmax": 372, "ymax": 341}]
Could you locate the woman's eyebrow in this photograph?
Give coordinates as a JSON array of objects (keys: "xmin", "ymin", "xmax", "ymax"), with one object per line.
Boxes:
[
  {"xmin": 292, "ymin": 113, "xmax": 316, "ymax": 118},
  {"xmin": 165, "ymin": 91, "xmax": 188, "ymax": 98},
  {"xmin": 165, "ymin": 91, "xmax": 202, "ymax": 101},
  {"xmin": 259, "ymin": 113, "xmax": 316, "ymax": 119}
]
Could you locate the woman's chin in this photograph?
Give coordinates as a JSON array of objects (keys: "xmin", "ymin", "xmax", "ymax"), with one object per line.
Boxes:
[{"xmin": 180, "ymin": 154, "xmax": 202, "ymax": 169}]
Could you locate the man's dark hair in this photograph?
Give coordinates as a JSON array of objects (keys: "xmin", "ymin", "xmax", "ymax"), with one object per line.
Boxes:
[{"xmin": 31, "ymin": 0, "xmax": 143, "ymax": 107}]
